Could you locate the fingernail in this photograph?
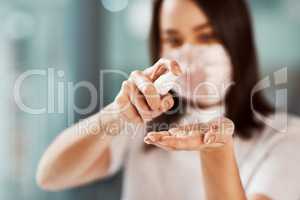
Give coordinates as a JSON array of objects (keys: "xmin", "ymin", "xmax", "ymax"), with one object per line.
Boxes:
[
  {"xmin": 161, "ymin": 100, "xmax": 170, "ymax": 111},
  {"xmin": 144, "ymin": 137, "xmax": 153, "ymax": 144},
  {"xmin": 148, "ymin": 135, "xmax": 157, "ymax": 142},
  {"xmin": 205, "ymin": 134, "xmax": 218, "ymax": 144},
  {"xmin": 206, "ymin": 138, "xmax": 212, "ymax": 144},
  {"xmin": 171, "ymin": 60, "xmax": 183, "ymax": 75},
  {"xmin": 162, "ymin": 99, "xmax": 173, "ymax": 112}
]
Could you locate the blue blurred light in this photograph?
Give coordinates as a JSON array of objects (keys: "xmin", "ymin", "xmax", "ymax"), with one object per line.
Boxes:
[{"xmin": 101, "ymin": 0, "xmax": 128, "ymax": 12}]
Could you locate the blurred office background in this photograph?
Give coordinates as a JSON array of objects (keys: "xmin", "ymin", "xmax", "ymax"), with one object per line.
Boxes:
[{"xmin": 0, "ymin": 0, "xmax": 299, "ymax": 199}]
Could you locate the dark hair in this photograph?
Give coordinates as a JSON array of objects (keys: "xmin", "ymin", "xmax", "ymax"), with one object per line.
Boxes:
[{"xmin": 145, "ymin": 0, "xmax": 273, "ymax": 150}]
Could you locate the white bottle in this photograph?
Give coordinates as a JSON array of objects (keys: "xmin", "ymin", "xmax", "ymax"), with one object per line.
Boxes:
[{"xmin": 154, "ymin": 72, "xmax": 180, "ymax": 96}]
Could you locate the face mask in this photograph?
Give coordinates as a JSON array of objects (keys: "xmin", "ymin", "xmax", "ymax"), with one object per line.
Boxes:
[{"xmin": 162, "ymin": 44, "xmax": 233, "ymax": 106}]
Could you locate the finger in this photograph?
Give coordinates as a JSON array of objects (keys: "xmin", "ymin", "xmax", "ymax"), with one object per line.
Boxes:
[
  {"xmin": 144, "ymin": 62, "xmax": 167, "ymax": 81},
  {"xmin": 144, "ymin": 59, "xmax": 183, "ymax": 81},
  {"xmin": 144, "ymin": 131, "xmax": 177, "ymax": 151},
  {"xmin": 203, "ymin": 131, "xmax": 229, "ymax": 147},
  {"xmin": 122, "ymin": 104, "xmax": 143, "ymax": 124},
  {"xmin": 151, "ymin": 143, "xmax": 175, "ymax": 151},
  {"xmin": 145, "ymin": 93, "xmax": 174, "ymax": 120},
  {"xmin": 156, "ymin": 58, "xmax": 183, "ymax": 76},
  {"xmin": 203, "ymin": 117, "xmax": 234, "ymax": 146},
  {"xmin": 127, "ymin": 82, "xmax": 159, "ymax": 122},
  {"xmin": 208, "ymin": 117, "xmax": 235, "ymax": 136},
  {"xmin": 138, "ymin": 92, "xmax": 174, "ymax": 121},
  {"xmin": 169, "ymin": 122, "xmax": 210, "ymax": 137},
  {"xmin": 115, "ymin": 81, "xmax": 132, "ymax": 114},
  {"xmin": 144, "ymin": 131, "xmax": 170, "ymax": 144},
  {"xmin": 155, "ymin": 135, "xmax": 204, "ymax": 150},
  {"xmin": 160, "ymin": 93, "xmax": 174, "ymax": 112},
  {"xmin": 115, "ymin": 81, "xmax": 143, "ymax": 123},
  {"xmin": 129, "ymin": 70, "xmax": 161, "ymax": 110}
]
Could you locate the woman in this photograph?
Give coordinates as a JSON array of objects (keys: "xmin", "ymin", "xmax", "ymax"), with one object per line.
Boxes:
[{"xmin": 36, "ymin": 0, "xmax": 300, "ymax": 199}]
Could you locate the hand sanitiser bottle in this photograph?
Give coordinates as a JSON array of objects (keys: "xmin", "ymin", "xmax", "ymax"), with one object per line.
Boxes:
[{"xmin": 154, "ymin": 71, "xmax": 180, "ymax": 96}]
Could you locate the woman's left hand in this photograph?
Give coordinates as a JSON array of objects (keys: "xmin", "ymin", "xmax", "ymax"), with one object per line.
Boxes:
[{"xmin": 144, "ymin": 117, "xmax": 234, "ymax": 151}]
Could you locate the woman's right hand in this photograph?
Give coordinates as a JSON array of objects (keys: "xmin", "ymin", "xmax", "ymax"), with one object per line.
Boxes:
[{"xmin": 113, "ymin": 59, "xmax": 182, "ymax": 124}]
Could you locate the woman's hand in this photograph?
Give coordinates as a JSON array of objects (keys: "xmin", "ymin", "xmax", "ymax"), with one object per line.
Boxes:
[
  {"xmin": 144, "ymin": 117, "xmax": 234, "ymax": 151},
  {"xmin": 113, "ymin": 59, "xmax": 182, "ymax": 124},
  {"xmin": 145, "ymin": 117, "xmax": 246, "ymax": 200}
]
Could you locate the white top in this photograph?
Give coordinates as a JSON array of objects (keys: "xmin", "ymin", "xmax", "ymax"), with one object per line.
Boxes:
[{"xmin": 104, "ymin": 106, "xmax": 300, "ymax": 200}]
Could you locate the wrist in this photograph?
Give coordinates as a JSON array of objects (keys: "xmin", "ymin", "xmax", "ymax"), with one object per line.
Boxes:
[
  {"xmin": 199, "ymin": 137, "xmax": 234, "ymax": 158},
  {"xmin": 98, "ymin": 103, "xmax": 126, "ymax": 137}
]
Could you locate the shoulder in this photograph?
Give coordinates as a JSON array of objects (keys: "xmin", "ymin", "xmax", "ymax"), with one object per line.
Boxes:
[
  {"xmin": 245, "ymin": 113, "xmax": 300, "ymax": 199},
  {"xmin": 235, "ymin": 112, "xmax": 300, "ymax": 166},
  {"xmin": 266, "ymin": 112, "xmax": 300, "ymax": 145},
  {"xmin": 236, "ymin": 112, "xmax": 300, "ymax": 145},
  {"xmin": 244, "ymin": 112, "xmax": 300, "ymax": 169},
  {"xmin": 262, "ymin": 112, "xmax": 300, "ymax": 153},
  {"xmin": 272, "ymin": 113, "xmax": 300, "ymax": 157}
]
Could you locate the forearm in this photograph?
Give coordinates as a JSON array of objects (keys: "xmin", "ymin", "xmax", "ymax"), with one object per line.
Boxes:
[
  {"xmin": 199, "ymin": 139, "xmax": 246, "ymax": 200},
  {"xmin": 36, "ymin": 103, "xmax": 125, "ymax": 190}
]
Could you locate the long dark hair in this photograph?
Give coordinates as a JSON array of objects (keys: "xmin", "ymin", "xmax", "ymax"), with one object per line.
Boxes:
[{"xmin": 145, "ymin": 0, "xmax": 273, "ymax": 150}]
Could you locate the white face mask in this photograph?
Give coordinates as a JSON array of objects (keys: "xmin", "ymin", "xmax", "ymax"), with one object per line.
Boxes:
[{"xmin": 162, "ymin": 44, "xmax": 233, "ymax": 106}]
